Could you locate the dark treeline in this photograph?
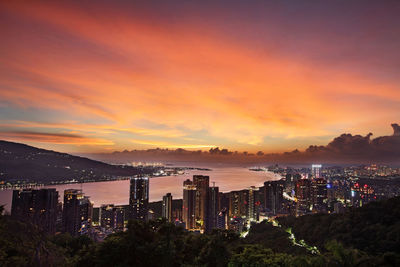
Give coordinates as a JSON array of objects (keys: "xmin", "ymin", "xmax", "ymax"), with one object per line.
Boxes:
[
  {"xmin": 1, "ymin": 198, "xmax": 400, "ymax": 266},
  {"xmin": 278, "ymin": 196, "xmax": 400, "ymax": 261}
]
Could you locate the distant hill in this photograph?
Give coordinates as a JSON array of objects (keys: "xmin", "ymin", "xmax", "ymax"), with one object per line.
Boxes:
[{"xmin": 0, "ymin": 140, "xmax": 157, "ymax": 184}]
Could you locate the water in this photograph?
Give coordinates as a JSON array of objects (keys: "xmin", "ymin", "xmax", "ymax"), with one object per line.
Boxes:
[{"xmin": 0, "ymin": 167, "xmax": 280, "ymax": 213}]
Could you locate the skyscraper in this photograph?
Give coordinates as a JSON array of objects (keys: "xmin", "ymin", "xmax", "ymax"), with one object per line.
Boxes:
[
  {"xmin": 193, "ymin": 175, "xmax": 209, "ymax": 230},
  {"xmin": 295, "ymin": 179, "xmax": 311, "ymax": 216},
  {"xmin": 218, "ymin": 192, "xmax": 230, "ymax": 216},
  {"xmin": 239, "ymin": 189, "xmax": 249, "ymax": 218},
  {"xmin": 129, "ymin": 177, "xmax": 149, "ymax": 221},
  {"xmin": 217, "ymin": 208, "xmax": 228, "ymax": 230},
  {"xmin": 100, "ymin": 204, "xmax": 115, "ymax": 229},
  {"xmin": 100, "ymin": 204, "xmax": 125, "ymax": 230},
  {"xmin": 311, "ymin": 164, "xmax": 322, "ymax": 179},
  {"xmin": 248, "ymin": 186, "xmax": 258, "ymax": 220},
  {"xmin": 113, "ymin": 205, "xmax": 125, "ymax": 231},
  {"xmin": 311, "ymin": 178, "xmax": 328, "ymax": 212},
  {"xmin": 162, "ymin": 193, "xmax": 173, "ymax": 222},
  {"xmin": 11, "ymin": 188, "xmax": 58, "ymax": 234},
  {"xmin": 79, "ymin": 196, "xmax": 93, "ymax": 235},
  {"xmin": 229, "ymin": 191, "xmax": 241, "ymax": 218},
  {"xmin": 63, "ymin": 189, "xmax": 92, "ymax": 236},
  {"xmin": 264, "ymin": 180, "xmax": 284, "ymax": 214},
  {"xmin": 182, "ymin": 179, "xmax": 196, "ymax": 230},
  {"xmin": 207, "ymin": 185, "xmax": 219, "ymax": 232}
]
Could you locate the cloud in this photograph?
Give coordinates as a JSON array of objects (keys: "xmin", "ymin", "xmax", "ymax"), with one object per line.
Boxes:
[
  {"xmin": 0, "ymin": 131, "xmax": 113, "ymax": 146},
  {"xmin": 130, "ymin": 139, "xmax": 215, "ymax": 149},
  {"xmin": 88, "ymin": 123, "xmax": 400, "ymax": 165},
  {"xmin": 0, "ymin": 1, "xmax": 400, "ymax": 153}
]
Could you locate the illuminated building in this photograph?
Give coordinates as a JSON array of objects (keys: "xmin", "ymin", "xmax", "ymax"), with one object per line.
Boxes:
[
  {"xmin": 311, "ymin": 178, "xmax": 328, "ymax": 212},
  {"xmin": 79, "ymin": 196, "xmax": 93, "ymax": 235},
  {"xmin": 113, "ymin": 205, "xmax": 125, "ymax": 230},
  {"xmin": 182, "ymin": 179, "xmax": 196, "ymax": 230},
  {"xmin": 162, "ymin": 193, "xmax": 173, "ymax": 222},
  {"xmin": 172, "ymin": 206, "xmax": 182, "ymax": 221},
  {"xmin": 219, "ymin": 192, "xmax": 230, "ymax": 215},
  {"xmin": 239, "ymin": 190, "xmax": 249, "ymax": 218},
  {"xmin": 351, "ymin": 183, "xmax": 376, "ymax": 207},
  {"xmin": 129, "ymin": 177, "xmax": 149, "ymax": 221},
  {"xmin": 264, "ymin": 180, "xmax": 284, "ymax": 214},
  {"xmin": 63, "ymin": 189, "xmax": 92, "ymax": 236},
  {"xmin": 228, "ymin": 189, "xmax": 249, "ymax": 219},
  {"xmin": 207, "ymin": 185, "xmax": 219, "ymax": 232},
  {"xmin": 193, "ymin": 175, "xmax": 210, "ymax": 230},
  {"xmin": 248, "ymin": 186, "xmax": 258, "ymax": 220},
  {"xmin": 311, "ymin": 164, "xmax": 322, "ymax": 179},
  {"xmin": 295, "ymin": 179, "xmax": 311, "ymax": 216},
  {"xmin": 100, "ymin": 204, "xmax": 115, "ymax": 229},
  {"xmin": 217, "ymin": 208, "xmax": 228, "ymax": 229},
  {"xmin": 11, "ymin": 188, "xmax": 58, "ymax": 234},
  {"xmin": 229, "ymin": 191, "xmax": 241, "ymax": 218},
  {"xmin": 92, "ymin": 207, "xmax": 100, "ymax": 226}
]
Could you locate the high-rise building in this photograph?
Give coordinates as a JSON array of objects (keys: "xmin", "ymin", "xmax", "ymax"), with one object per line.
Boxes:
[
  {"xmin": 216, "ymin": 208, "xmax": 228, "ymax": 230},
  {"xmin": 311, "ymin": 164, "xmax": 322, "ymax": 179},
  {"xmin": 100, "ymin": 204, "xmax": 125, "ymax": 230},
  {"xmin": 248, "ymin": 186, "xmax": 259, "ymax": 220},
  {"xmin": 295, "ymin": 179, "xmax": 311, "ymax": 216},
  {"xmin": 193, "ymin": 175, "xmax": 209, "ymax": 230},
  {"xmin": 264, "ymin": 180, "xmax": 284, "ymax": 214},
  {"xmin": 79, "ymin": 196, "xmax": 93, "ymax": 235},
  {"xmin": 207, "ymin": 185, "xmax": 219, "ymax": 232},
  {"xmin": 239, "ymin": 189, "xmax": 249, "ymax": 218},
  {"xmin": 182, "ymin": 179, "xmax": 196, "ymax": 230},
  {"xmin": 229, "ymin": 191, "xmax": 241, "ymax": 218},
  {"xmin": 113, "ymin": 205, "xmax": 125, "ymax": 230},
  {"xmin": 311, "ymin": 178, "xmax": 327, "ymax": 212},
  {"xmin": 219, "ymin": 192, "xmax": 230, "ymax": 215},
  {"xmin": 92, "ymin": 207, "xmax": 100, "ymax": 226},
  {"xmin": 63, "ymin": 189, "xmax": 92, "ymax": 236},
  {"xmin": 11, "ymin": 188, "xmax": 58, "ymax": 234},
  {"xmin": 100, "ymin": 204, "xmax": 115, "ymax": 229},
  {"xmin": 162, "ymin": 193, "xmax": 173, "ymax": 222},
  {"xmin": 129, "ymin": 177, "xmax": 149, "ymax": 221}
]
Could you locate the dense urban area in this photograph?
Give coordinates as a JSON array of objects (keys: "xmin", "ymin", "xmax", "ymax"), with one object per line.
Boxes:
[{"xmin": 2, "ymin": 163, "xmax": 400, "ymax": 266}]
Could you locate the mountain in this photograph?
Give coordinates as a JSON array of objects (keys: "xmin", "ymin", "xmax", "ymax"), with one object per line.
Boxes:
[{"xmin": 0, "ymin": 140, "xmax": 157, "ymax": 184}]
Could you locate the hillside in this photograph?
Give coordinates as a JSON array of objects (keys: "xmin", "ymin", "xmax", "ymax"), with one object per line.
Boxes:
[
  {"xmin": 277, "ymin": 196, "xmax": 400, "ymax": 257},
  {"xmin": 0, "ymin": 140, "xmax": 157, "ymax": 184}
]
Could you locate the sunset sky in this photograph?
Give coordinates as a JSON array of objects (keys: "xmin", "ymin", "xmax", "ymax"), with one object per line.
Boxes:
[{"xmin": 1, "ymin": 1, "xmax": 400, "ymax": 154}]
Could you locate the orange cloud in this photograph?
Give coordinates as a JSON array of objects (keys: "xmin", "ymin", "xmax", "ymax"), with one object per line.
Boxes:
[
  {"xmin": 0, "ymin": 2, "xmax": 399, "ymax": 152},
  {"xmin": 130, "ymin": 139, "xmax": 216, "ymax": 149},
  {"xmin": 0, "ymin": 131, "xmax": 114, "ymax": 146}
]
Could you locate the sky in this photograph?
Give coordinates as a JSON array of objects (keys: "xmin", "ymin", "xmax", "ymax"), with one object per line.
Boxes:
[{"xmin": 1, "ymin": 0, "xmax": 400, "ymax": 154}]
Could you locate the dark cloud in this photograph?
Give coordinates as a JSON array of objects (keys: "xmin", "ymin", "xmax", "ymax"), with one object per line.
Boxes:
[
  {"xmin": 392, "ymin": 123, "xmax": 400, "ymax": 136},
  {"xmin": 86, "ymin": 123, "xmax": 400, "ymax": 165}
]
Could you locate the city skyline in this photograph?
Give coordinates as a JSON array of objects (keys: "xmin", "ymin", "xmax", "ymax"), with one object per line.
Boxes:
[
  {"xmin": 1, "ymin": 1, "xmax": 400, "ymax": 154},
  {"xmin": 2, "ymin": 1, "xmax": 400, "ymax": 265}
]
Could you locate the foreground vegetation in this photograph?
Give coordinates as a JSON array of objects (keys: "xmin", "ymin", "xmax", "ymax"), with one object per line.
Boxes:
[{"xmin": 1, "ymin": 197, "xmax": 400, "ymax": 266}]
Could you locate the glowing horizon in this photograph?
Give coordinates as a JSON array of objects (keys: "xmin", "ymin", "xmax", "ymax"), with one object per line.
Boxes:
[{"xmin": 1, "ymin": 1, "xmax": 400, "ymax": 154}]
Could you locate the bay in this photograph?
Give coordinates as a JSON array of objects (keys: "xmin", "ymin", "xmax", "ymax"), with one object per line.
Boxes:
[{"xmin": 0, "ymin": 166, "xmax": 280, "ymax": 213}]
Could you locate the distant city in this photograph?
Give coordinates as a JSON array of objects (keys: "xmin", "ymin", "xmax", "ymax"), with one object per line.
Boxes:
[{"xmin": 9, "ymin": 163, "xmax": 400, "ymax": 240}]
